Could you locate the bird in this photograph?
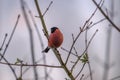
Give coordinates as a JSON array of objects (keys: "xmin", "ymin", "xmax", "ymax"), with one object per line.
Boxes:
[{"xmin": 42, "ymin": 27, "xmax": 63, "ymax": 53}]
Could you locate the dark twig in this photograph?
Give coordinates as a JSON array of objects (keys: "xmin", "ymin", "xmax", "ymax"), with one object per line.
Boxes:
[
  {"xmin": 85, "ymin": 24, "xmax": 93, "ymax": 80},
  {"xmin": 0, "ymin": 33, "xmax": 8, "ymax": 51},
  {"xmin": 87, "ymin": 63, "xmax": 93, "ymax": 80},
  {"xmin": 20, "ymin": 65, "xmax": 23, "ymax": 79},
  {"xmin": 42, "ymin": 1, "xmax": 53, "ymax": 16},
  {"xmin": 0, "ymin": 61, "xmax": 62, "ymax": 68},
  {"xmin": 71, "ymin": 56, "xmax": 80, "ymax": 73},
  {"xmin": 72, "ymin": 33, "xmax": 75, "ymax": 42},
  {"xmin": 89, "ymin": 18, "xmax": 106, "ymax": 29},
  {"xmin": 80, "ymin": 74, "xmax": 84, "ymax": 80},
  {"xmin": 92, "ymin": 0, "xmax": 120, "ymax": 32},
  {"xmin": 65, "ymin": 27, "xmax": 83, "ymax": 65},
  {"xmin": 61, "ymin": 47, "xmax": 78, "ymax": 57},
  {"xmin": 75, "ymin": 63, "xmax": 86, "ymax": 79},
  {"xmin": 0, "ymin": 15, "xmax": 20, "ymax": 61},
  {"xmin": 73, "ymin": 47, "xmax": 78, "ymax": 56},
  {"xmin": 34, "ymin": 0, "xmax": 49, "ymax": 38},
  {"xmin": 0, "ymin": 53, "xmax": 18, "ymax": 79}
]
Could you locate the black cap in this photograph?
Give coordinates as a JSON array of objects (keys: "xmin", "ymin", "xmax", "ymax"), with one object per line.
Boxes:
[{"xmin": 51, "ymin": 27, "xmax": 58, "ymax": 33}]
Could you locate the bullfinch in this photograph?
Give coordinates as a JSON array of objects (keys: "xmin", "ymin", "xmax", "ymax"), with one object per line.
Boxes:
[{"xmin": 42, "ymin": 27, "xmax": 63, "ymax": 53}]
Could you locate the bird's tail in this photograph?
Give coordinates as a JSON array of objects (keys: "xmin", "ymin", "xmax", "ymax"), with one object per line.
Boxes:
[{"xmin": 42, "ymin": 47, "xmax": 50, "ymax": 53}]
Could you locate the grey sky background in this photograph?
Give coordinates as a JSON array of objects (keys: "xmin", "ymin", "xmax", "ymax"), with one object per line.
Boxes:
[{"xmin": 0, "ymin": 0, "xmax": 120, "ymax": 80}]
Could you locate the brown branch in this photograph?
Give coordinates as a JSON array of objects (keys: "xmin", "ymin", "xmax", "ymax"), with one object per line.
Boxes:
[
  {"xmin": 88, "ymin": 18, "xmax": 106, "ymax": 29},
  {"xmin": 34, "ymin": 0, "xmax": 49, "ymax": 39},
  {"xmin": 75, "ymin": 63, "xmax": 86, "ymax": 79},
  {"xmin": 0, "ymin": 61, "xmax": 62, "ymax": 68},
  {"xmin": 43, "ymin": 1, "xmax": 53, "ymax": 16},
  {"xmin": 0, "ymin": 53, "xmax": 18, "ymax": 79},
  {"xmin": 92, "ymin": 0, "xmax": 120, "ymax": 32},
  {"xmin": 0, "ymin": 33, "xmax": 8, "ymax": 51},
  {"xmin": 61, "ymin": 47, "xmax": 78, "ymax": 57},
  {"xmin": 80, "ymin": 74, "xmax": 84, "ymax": 80},
  {"xmin": 0, "ymin": 14, "xmax": 20, "ymax": 61},
  {"xmin": 85, "ymin": 24, "xmax": 93, "ymax": 80}
]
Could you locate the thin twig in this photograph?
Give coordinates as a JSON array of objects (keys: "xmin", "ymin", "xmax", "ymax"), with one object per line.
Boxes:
[
  {"xmin": 20, "ymin": 65, "xmax": 23, "ymax": 79},
  {"xmin": 65, "ymin": 27, "xmax": 82, "ymax": 65},
  {"xmin": 89, "ymin": 18, "xmax": 106, "ymax": 29},
  {"xmin": 0, "ymin": 14, "xmax": 20, "ymax": 61},
  {"xmin": 0, "ymin": 14, "xmax": 20, "ymax": 79},
  {"xmin": 87, "ymin": 63, "xmax": 93, "ymax": 80},
  {"xmin": 70, "ymin": 57, "xmax": 79, "ymax": 73},
  {"xmin": 61, "ymin": 47, "xmax": 78, "ymax": 57},
  {"xmin": 92, "ymin": 0, "xmax": 120, "ymax": 32},
  {"xmin": 0, "ymin": 33, "xmax": 8, "ymax": 51},
  {"xmin": 73, "ymin": 47, "xmax": 78, "ymax": 56},
  {"xmin": 43, "ymin": 1, "xmax": 53, "ymax": 16},
  {"xmin": 72, "ymin": 33, "xmax": 75, "ymax": 42},
  {"xmin": 85, "ymin": 24, "xmax": 93, "ymax": 80},
  {"xmin": 75, "ymin": 63, "xmax": 86, "ymax": 79},
  {"xmin": 80, "ymin": 74, "xmax": 84, "ymax": 80},
  {"xmin": 34, "ymin": 0, "xmax": 49, "ymax": 39},
  {"xmin": 0, "ymin": 53, "xmax": 18, "ymax": 79},
  {"xmin": 0, "ymin": 61, "xmax": 62, "ymax": 68}
]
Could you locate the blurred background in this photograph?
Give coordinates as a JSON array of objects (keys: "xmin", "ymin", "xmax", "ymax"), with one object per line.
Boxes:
[{"xmin": 0, "ymin": 0, "xmax": 120, "ymax": 80}]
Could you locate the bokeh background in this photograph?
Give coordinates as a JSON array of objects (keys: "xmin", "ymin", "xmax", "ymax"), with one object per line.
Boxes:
[{"xmin": 0, "ymin": 0, "xmax": 120, "ymax": 80}]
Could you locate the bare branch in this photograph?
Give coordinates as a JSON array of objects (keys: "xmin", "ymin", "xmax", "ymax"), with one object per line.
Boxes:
[
  {"xmin": 75, "ymin": 63, "xmax": 86, "ymax": 79},
  {"xmin": 34, "ymin": 0, "xmax": 49, "ymax": 39},
  {"xmin": 0, "ymin": 61, "xmax": 62, "ymax": 68},
  {"xmin": 80, "ymin": 74, "xmax": 84, "ymax": 80},
  {"xmin": 0, "ymin": 33, "xmax": 8, "ymax": 51},
  {"xmin": 92, "ymin": 0, "xmax": 120, "ymax": 32},
  {"xmin": 43, "ymin": 1, "xmax": 53, "ymax": 16},
  {"xmin": 89, "ymin": 18, "xmax": 106, "ymax": 29},
  {"xmin": 85, "ymin": 23, "xmax": 93, "ymax": 80},
  {"xmin": 0, "ymin": 53, "xmax": 18, "ymax": 79},
  {"xmin": 0, "ymin": 14, "xmax": 20, "ymax": 61},
  {"xmin": 61, "ymin": 47, "xmax": 78, "ymax": 57}
]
